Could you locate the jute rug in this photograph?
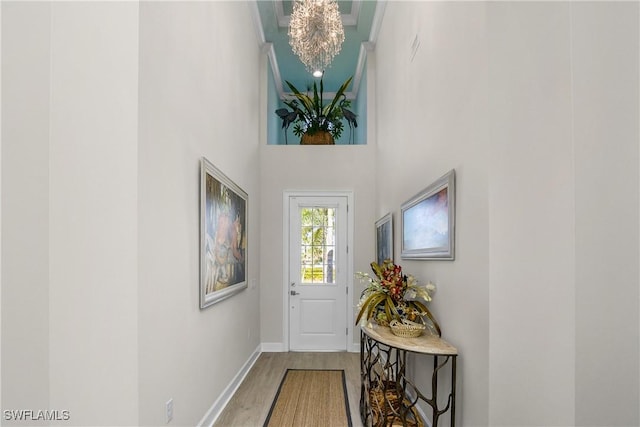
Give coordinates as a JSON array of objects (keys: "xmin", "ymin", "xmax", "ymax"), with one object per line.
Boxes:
[{"xmin": 263, "ymin": 369, "xmax": 352, "ymax": 427}]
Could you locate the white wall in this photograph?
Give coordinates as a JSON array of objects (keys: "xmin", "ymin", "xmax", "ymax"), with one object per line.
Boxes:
[
  {"xmin": 259, "ymin": 145, "xmax": 377, "ymax": 349},
  {"xmin": 375, "ymin": 3, "xmax": 490, "ymax": 425},
  {"xmin": 47, "ymin": 4, "xmax": 141, "ymax": 424},
  {"xmin": 2, "ymin": 2, "xmax": 141, "ymax": 425},
  {"xmin": 0, "ymin": 0, "xmax": 3, "ymax": 414},
  {"xmin": 376, "ymin": 2, "xmax": 639, "ymax": 426},
  {"xmin": 2, "ymin": 2, "xmax": 261, "ymax": 426},
  {"xmin": 2, "ymin": 3, "xmax": 138, "ymax": 425},
  {"xmin": 1, "ymin": 2, "xmax": 51, "ymax": 419},
  {"xmin": 137, "ymin": 2, "xmax": 261, "ymax": 425},
  {"xmin": 488, "ymin": 3, "xmax": 640, "ymax": 425},
  {"xmin": 487, "ymin": 3, "xmax": 575, "ymax": 425},
  {"xmin": 571, "ymin": 3, "xmax": 639, "ymax": 425}
]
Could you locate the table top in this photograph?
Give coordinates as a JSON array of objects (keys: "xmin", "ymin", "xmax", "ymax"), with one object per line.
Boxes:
[{"xmin": 361, "ymin": 323, "xmax": 458, "ymax": 356}]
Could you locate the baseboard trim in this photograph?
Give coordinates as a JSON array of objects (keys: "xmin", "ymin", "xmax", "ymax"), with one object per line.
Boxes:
[
  {"xmin": 197, "ymin": 344, "xmax": 262, "ymax": 427},
  {"xmin": 261, "ymin": 342, "xmax": 360, "ymax": 352}
]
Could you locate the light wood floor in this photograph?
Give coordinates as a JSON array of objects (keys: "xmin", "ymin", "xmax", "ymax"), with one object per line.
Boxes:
[{"xmin": 213, "ymin": 352, "xmax": 363, "ymax": 427}]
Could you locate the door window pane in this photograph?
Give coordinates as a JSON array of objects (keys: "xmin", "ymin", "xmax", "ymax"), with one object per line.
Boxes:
[{"xmin": 300, "ymin": 207, "xmax": 336, "ymax": 284}]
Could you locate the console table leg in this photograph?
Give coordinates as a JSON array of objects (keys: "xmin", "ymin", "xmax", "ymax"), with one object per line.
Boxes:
[
  {"xmin": 432, "ymin": 356, "xmax": 439, "ymax": 427},
  {"xmin": 451, "ymin": 356, "xmax": 457, "ymax": 427}
]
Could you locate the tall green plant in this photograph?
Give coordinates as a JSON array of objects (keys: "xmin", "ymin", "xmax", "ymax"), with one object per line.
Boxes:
[{"xmin": 275, "ymin": 76, "xmax": 356, "ymax": 142}]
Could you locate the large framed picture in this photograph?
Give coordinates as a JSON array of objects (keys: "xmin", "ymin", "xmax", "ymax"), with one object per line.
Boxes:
[
  {"xmin": 401, "ymin": 169, "xmax": 455, "ymax": 260},
  {"xmin": 375, "ymin": 213, "xmax": 393, "ymax": 265},
  {"xmin": 200, "ymin": 157, "xmax": 247, "ymax": 308}
]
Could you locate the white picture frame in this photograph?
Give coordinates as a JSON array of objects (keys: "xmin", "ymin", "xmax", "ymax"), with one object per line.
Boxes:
[
  {"xmin": 401, "ymin": 169, "xmax": 455, "ymax": 260},
  {"xmin": 375, "ymin": 213, "xmax": 393, "ymax": 265},
  {"xmin": 200, "ymin": 157, "xmax": 248, "ymax": 308}
]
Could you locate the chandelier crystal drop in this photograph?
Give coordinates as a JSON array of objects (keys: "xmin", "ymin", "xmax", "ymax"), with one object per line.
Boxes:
[{"xmin": 288, "ymin": 0, "xmax": 345, "ymax": 73}]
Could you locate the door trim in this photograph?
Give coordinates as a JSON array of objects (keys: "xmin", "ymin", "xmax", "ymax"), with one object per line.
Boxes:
[{"xmin": 282, "ymin": 190, "xmax": 354, "ymax": 351}]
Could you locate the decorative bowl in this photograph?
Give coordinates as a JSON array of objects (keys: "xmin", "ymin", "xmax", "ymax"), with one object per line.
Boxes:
[{"xmin": 389, "ymin": 319, "xmax": 426, "ymax": 338}]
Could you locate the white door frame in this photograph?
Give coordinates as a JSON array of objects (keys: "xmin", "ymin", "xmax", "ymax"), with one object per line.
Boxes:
[{"xmin": 282, "ymin": 190, "xmax": 354, "ymax": 351}]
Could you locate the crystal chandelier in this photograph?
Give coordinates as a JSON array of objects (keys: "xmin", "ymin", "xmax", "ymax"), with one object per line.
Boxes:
[{"xmin": 288, "ymin": 0, "xmax": 345, "ymax": 74}]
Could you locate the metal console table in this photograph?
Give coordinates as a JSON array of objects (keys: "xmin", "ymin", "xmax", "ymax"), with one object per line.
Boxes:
[{"xmin": 360, "ymin": 324, "xmax": 458, "ymax": 427}]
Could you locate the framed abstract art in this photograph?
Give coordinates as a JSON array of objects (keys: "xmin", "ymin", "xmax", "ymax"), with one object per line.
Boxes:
[
  {"xmin": 375, "ymin": 213, "xmax": 393, "ymax": 265},
  {"xmin": 401, "ymin": 169, "xmax": 455, "ymax": 260}
]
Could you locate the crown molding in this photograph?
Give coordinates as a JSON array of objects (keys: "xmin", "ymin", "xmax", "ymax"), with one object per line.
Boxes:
[
  {"xmin": 342, "ymin": 0, "xmax": 361, "ymax": 27},
  {"xmin": 276, "ymin": 0, "xmax": 362, "ymax": 28},
  {"xmin": 351, "ymin": 42, "xmax": 372, "ymax": 99},
  {"xmin": 249, "ymin": 1, "xmax": 265, "ymax": 45},
  {"xmin": 369, "ymin": 0, "xmax": 387, "ymax": 43},
  {"xmin": 264, "ymin": 42, "xmax": 285, "ymax": 97},
  {"xmin": 275, "ymin": 0, "xmax": 288, "ymax": 27}
]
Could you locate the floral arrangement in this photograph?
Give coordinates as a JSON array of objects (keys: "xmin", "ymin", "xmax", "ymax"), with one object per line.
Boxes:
[{"xmin": 355, "ymin": 259, "xmax": 441, "ymax": 336}]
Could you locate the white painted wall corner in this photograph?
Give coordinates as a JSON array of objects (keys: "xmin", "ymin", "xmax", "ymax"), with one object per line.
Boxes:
[{"xmin": 197, "ymin": 345, "xmax": 262, "ymax": 427}]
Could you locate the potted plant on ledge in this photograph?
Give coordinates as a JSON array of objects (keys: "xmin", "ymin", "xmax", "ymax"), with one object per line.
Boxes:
[{"xmin": 275, "ymin": 76, "xmax": 357, "ymax": 145}]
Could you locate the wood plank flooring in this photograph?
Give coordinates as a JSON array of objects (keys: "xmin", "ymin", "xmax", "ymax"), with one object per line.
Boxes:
[{"xmin": 213, "ymin": 352, "xmax": 363, "ymax": 427}]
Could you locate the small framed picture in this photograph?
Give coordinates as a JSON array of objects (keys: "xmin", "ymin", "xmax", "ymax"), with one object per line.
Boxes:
[
  {"xmin": 401, "ymin": 169, "xmax": 455, "ymax": 260},
  {"xmin": 200, "ymin": 157, "xmax": 248, "ymax": 308},
  {"xmin": 375, "ymin": 213, "xmax": 393, "ymax": 265}
]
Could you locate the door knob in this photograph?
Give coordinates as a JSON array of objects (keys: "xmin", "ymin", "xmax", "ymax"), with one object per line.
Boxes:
[{"xmin": 290, "ymin": 290, "xmax": 300, "ymax": 296}]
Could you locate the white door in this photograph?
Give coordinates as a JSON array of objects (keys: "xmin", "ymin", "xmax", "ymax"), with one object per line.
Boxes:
[{"xmin": 288, "ymin": 196, "xmax": 348, "ymax": 351}]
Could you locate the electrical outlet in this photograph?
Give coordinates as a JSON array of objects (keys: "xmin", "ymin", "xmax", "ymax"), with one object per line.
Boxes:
[{"xmin": 166, "ymin": 398, "xmax": 173, "ymax": 423}]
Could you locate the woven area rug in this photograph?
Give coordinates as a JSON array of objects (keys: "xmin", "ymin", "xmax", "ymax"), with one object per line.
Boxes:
[{"xmin": 263, "ymin": 369, "xmax": 352, "ymax": 427}]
